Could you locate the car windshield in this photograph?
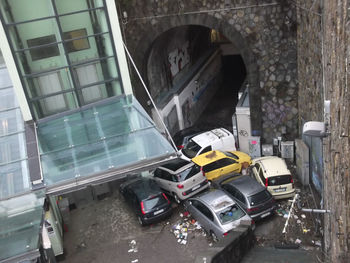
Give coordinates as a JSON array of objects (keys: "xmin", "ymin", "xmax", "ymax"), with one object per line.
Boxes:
[
  {"xmin": 182, "ymin": 140, "xmax": 201, "ymax": 158},
  {"xmin": 217, "ymin": 204, "xmax": 245, "ymax": 224},
  {"xmin": 143, "ymin": 194, "xmax": 167, "ymax": 211},
  {"xmin": 177, "ymin": 165, "xmax": 200, "ymax": 181},
  {"xmin": 224, "ymin": 151, "xmax": 239, "ymax": 159},
  {"xmin": 248, "ymin": 190, "xmax": 271, "ymax": 206},
  {"xmin": 268, "ymin": 175, "xmax": 292, "ymax": 186}
]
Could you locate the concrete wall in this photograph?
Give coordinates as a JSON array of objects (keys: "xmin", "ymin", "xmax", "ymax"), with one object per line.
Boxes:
[{"xmin": 118, "ymin": 0, "xmax": 298, "ymax": 143}]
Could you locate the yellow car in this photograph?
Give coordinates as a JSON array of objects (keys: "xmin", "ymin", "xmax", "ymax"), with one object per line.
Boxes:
[{"xmin": 191, "ymin": 150, "xmax": 252, "ymax": 181}]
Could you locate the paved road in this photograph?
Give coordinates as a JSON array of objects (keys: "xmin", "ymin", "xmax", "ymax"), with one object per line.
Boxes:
[{"xmin": 60, "ymin": 190, "xmax": 211, "ymax": 263}]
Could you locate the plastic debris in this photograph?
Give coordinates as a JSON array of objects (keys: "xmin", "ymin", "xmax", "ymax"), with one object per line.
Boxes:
[
  {"xmin": 183, "ymin": 211, "xmax": 190, "ymax": 217},
  {"xmin": 128, "ymin": 240, "xmax": 138, "ymax": 253},
  {"xmin": 301, "ymin": 214, "xmax": 306, "ymax": 219},
  {"xmin": 303, "ymin": 228, "xmax": 310, "ymax": 234},
  {"xmin": 131, "ymin": 260, "xmax": 138, "ymax": 263},
  {"xmin": 297, "ymin": 219, "xmax": 301, "ymax": 224},
  {"xmin": 295, "ymin": 238, "xmax": 302, "ymax": 244},
  {"xmin": 293, "ymin": 215, "xmax": 298, "ymax": 219}
]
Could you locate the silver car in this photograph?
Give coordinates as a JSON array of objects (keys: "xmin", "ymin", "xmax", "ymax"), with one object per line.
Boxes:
[
  {"xmin": 184, "ymin": 189, "xmax": 254, "ymax": 241},
  {"xmin": 153, "ymin": 158, "xmax": 209, "ymax": 203}
]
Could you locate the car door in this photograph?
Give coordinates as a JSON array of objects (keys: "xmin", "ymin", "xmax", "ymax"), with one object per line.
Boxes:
[
  {"xmin": 217, "ymin": 158, "xmax": 240, "ymax": 176},
  {"xmin": 191, "ymin": 200, "xmax": 217, "ymax": 234},
  {"xmin": 203, "ymin": 161, "xmax": 222, "ymax": 180},
  {"xmin": 252, "ymin": 163, "xmax": 263, "ymax": 184},
  {"xmin": 153, "ymin": 169, "xmax": 171, "ymax": 192}
]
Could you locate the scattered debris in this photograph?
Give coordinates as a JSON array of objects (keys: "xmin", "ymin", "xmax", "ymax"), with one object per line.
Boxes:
[
  {"xmin": 131, "ymin": 260, "xmax": 138, "ymax": 263},
  {"xmin": 295, "ymin": 238, "xmax": 302, "ymax": 244},
  {"xmin": 312, "ymin": 240, "xmax": 322, "ymax": 247},
  {"xmin": 301, "ymin": 214, "xmax": 306, "ymax": 219},
  {"xmin": 170, "ymin": 211, "xmax": 204, "ymax": 245},
  {"xmin": 128, "ymin": 240, "xmax": 138, "ymax": 253}
]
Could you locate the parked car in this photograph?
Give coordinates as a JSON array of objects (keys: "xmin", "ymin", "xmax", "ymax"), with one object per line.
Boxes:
[
  {"xmin": 153, "ymin": 158, "xmax": 209, "ymax": 203},
  {"xmin": 180, "ymin": 128, "xmax": 236, "ymax": 161},
  {"xmin": 212, "ymin": 173, "xmax": 276, "ymax": 220},
  {"xmin": 119, "ymin": 177, "xmax": 172, "ymax": 225},
  {"xmin": 173, "ymin": 126, "xmax": 205, "ymax": 150},
  {"xmin": 191, "ymin": 150, "xmax": 252, "ymax": 181},
  {"xmin": 251, "ymin": 156, "xmax": 295, "ymax": 200},
  {"xmin": 184, "ymin": 189, "xmax": 254, "ymax": 241}
]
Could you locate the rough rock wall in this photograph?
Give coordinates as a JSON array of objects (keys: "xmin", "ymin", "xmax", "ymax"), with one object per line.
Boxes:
[
  {"xmin": 296, "ymin": 0, "xmax": 324, "ymax": 131},
  {"xmin": 117, "ymin": 0, "xmax": 298, "ymax": 143},
  {"xmin": 322, "ymin": 0, "xmax": 350, "ymax": 262}
]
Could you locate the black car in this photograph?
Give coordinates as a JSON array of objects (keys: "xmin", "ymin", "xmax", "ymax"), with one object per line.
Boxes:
[
  {"xmin": 119, "ymin": 177, "xmax": 172, "ymax": 225},
  {"xmin": 212, "ymin": 173, "xmax": 276, "ymax": 221}
]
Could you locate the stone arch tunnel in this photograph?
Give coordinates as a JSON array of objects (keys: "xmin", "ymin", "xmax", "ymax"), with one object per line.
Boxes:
[{"xmin": 118, "ymin": 0, "xmax": 298, "ymax": 143}]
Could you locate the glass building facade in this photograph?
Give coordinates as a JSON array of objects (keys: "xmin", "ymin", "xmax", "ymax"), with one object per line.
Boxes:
[
  {"xmin": 0, "ymin": 0, "xmax": 123, "ymax": 120},
  {"xmin": 0, "ymin": 62, "xmax": 30, "ymax": 200}
]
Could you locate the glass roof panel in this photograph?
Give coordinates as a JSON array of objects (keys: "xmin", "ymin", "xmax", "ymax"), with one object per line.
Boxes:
[
  {"xmin": 37, "ymin": 95, "xmax": 176, "ymax": 188},
  {"xmin": 0, "ymin": 190, "xmax": 45, "ymax": 261}
]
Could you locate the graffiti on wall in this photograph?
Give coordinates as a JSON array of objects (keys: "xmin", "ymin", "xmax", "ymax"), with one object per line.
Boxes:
[{"xmin": 168, "ymin": 41, "xmax": 190, "ymax": 78}]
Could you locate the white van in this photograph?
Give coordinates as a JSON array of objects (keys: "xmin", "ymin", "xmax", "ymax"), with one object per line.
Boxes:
[{"xmin": 179, "ymin": 128, "xmax": 236, "ymax": 161}]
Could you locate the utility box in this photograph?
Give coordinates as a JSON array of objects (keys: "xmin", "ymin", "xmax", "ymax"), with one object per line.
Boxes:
[
  {"xmin": 295, "ymin": 139, "xmax": 310, "ymax": 186},
  {"xmin": 235, "ymin": 88, "xmax": 251, "ymax": 154},
  {"xmin": 281, "ymin": 141, "xmax": 294, "ymax": 161},
  {"xmin": 248, "ymin": 136, "xmax": 261, "ymax": 158},
  {"xmin": 262, "ymin": 144, "xmax": 273, "ymax": 156}
]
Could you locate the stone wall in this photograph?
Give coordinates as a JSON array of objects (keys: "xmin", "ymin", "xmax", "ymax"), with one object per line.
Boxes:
[
  {"xmin": 117, "ymin": 0, "xmax": 298, "ymax": 143},
  {"xmin": 322, "ymin": 0, "xmax": 350, "ymax": 262},
  {"xmin": 296, "ymin": 0, "xmax": 350, "ymax": 261},
  {"xmin": 296, "ymin": 0, "xmax": 324, "ymax": 132}
]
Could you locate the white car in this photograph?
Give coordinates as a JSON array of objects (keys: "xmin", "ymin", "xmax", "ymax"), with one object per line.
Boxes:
[
  {"xmin": 153, "ymin": 158, "xmax": 209, "ymax": 203},
  {"xmin": 180, "ymin": 128, "xmax": 236, "ymax": 161},
  {"xmin": 251, "ymin": 156, "xmax": 295, "ymax": 200}
]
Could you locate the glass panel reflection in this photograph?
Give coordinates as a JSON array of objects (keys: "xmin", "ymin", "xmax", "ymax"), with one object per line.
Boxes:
[
  {"xmin": 38, "ymin": 95, "xmax": 176, "ymax": 187},
  {"xmin": 54, "ymin": 0, "xmax": 103, "ymax": 15},
  {"xmin": 0, "ymin": 190, "xmax": 45, "ymax": 261}
]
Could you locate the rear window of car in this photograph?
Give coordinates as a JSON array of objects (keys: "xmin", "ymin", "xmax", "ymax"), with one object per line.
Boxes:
[
  {"xmin": 268, "ymin": 175, "xmax": 292, "ymax": 186},
  {"xmin": 217, "ymin": 204, "xmax": 245, "ymax": 224},
  {"xmin": 248, "ymin": 190, "xmax": 271, "ymax": 206},
  {"xmin": 176, "ymin": 165, "xmax": 200, "ymax": 182},
  {"xmin": 182, "ymin": 140, "xmax": 201, "ymax": 158},
  {"xmin": 143, "ymin": 194, "xmax": 167, "ymax": 211},
  {"xmin": 223, "ymin": 151, "xmax": 238, "ymax": 159}
]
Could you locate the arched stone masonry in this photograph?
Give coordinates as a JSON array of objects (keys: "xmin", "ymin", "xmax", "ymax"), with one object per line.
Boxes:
[{"xmin": 119, "ymin": 1, "xmax": 298, "ymax": 143}]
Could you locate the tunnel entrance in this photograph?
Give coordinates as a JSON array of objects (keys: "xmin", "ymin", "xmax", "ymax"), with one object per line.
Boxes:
[
  {"xmin": 195, "ymin": 54, "xmax": 247, "ymax": 132},
  {"xmin": 145, "ymin": 25, "xmax": 248, "ymax": 136}
]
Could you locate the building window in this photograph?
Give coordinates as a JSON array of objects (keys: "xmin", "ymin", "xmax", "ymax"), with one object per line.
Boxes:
[
  {"xmin": 27, "ymin": 35, "xmax": 60, "ymax": 61},
  {"xmin": 63, "ymin": 28, "xmax": 90, "ymax": 53}
]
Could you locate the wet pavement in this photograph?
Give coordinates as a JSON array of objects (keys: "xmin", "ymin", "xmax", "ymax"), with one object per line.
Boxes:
[
  {"xmin": 59, "ymin": 178, "xmax": 323, "ymax": 263},
  {"xmin": 59, "ymin": 189, "xmax": 211, "ymax": 263}
]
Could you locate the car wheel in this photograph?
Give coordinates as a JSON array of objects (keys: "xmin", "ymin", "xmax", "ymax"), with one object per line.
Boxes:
[
  {"xmin": 173, "ymin": 193, "xmax": 181, "ymax": 204},
  {"xmin": 210, "ymin": 230, "xmax": 218, "ymax": 242},
  {"xmin": 138, "ymin": 216, "xmax": 144, "ymax": 226}
]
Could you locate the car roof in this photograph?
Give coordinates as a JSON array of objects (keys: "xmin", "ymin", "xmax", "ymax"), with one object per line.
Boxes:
[
  {"xmin": 220, "ymin": 175, "xmax": 265, "ymax": 196},
  {"xmin": 253, "ymin": 156, "xmax": 290, "ymax": 177},
  {"xmin": 126, "ymin": 177, "xmax": 162, "ymax": 200},
  {"xmin": 191, "ymin": 150, "xmax": 226, "ymax": 165},
  {"xmin": 191, "ymin": 128, "xmax": 231, "ymax": 147},
  {"xmin": 159, "ymin": 158, "xmax": 192, "ymax": 172},
  {"xmin": 196, "ymin": 189, "xmax": 235, "ymax": 213}
]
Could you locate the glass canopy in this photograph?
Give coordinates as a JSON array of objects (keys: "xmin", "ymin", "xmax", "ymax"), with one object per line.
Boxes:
[
  {"xmin": 0, "ymin": 190, "xmax": 45, "ymax": 262},
  {"xmin": 37, "ymin": 95, "xmax": 177, "ymax": 193}
]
